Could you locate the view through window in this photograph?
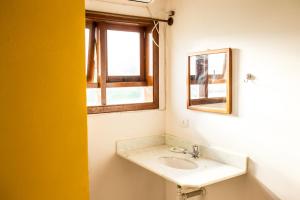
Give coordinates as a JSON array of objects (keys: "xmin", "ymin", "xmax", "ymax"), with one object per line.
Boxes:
[{"xmin": 85, "ymin": 11, "xmax": 159, "ymax": 113}]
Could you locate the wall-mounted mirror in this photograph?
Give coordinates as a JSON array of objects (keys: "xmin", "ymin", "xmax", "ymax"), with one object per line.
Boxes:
[{"xmin": 187, "ymin": 48, "xmax": 232, "ymax": 114}]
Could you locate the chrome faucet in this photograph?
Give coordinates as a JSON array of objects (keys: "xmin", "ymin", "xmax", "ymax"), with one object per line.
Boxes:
[{"xmin": 184, "ymin": 145, "xmax": 200, "ymax": 159}]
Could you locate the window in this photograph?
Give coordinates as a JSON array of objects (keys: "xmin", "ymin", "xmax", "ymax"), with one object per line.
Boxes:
[{"xmin": 85, "ymin": 11, "xmax": 159, "ymax": 114}]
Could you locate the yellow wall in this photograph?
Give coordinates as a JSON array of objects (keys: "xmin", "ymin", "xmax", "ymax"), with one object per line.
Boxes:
[{"xmin": 0, "ymin": 1, "xmax": 89, "ymax": 200}]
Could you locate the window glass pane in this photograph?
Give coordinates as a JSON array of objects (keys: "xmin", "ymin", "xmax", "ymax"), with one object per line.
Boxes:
[
  {"xmin": 85, "ymin": 28, "xmax": 90, "ymax": 75},
  {"xmin": 190, "ymin": 83, "xmax": 226, "ymax": 99},
  {"xmin": 107, "ymin": 30, "xmax": 140, "ymax": 76},
  {"xmin": 86, "ymin": 88, "xmax": 101, "ymax": 106},
  {"xmin": 190, "ymin": 84, "xmax": 200, "ymax": 99},
  {"xmin": 190, "ymin": 56, "xmax": 197, "ymax": 75},
  {"xmin": 208, "ymin": 83, "xmax": 226, "ymax": 98},
  {"xmin": 107, "ymin": 87, "xmax": 153, "ymax": 105},
  {"xmin": 208, "ymin": 53, "xmax": 226, "ymax": 75}
]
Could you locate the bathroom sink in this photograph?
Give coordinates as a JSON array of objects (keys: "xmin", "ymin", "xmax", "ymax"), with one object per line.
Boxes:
[{"xmin": 159, "ymin": 156, "xmax": 198, "ymax": 170}]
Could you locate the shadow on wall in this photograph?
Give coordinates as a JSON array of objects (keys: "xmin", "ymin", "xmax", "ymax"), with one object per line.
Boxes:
[
  {"xmin": 89, "ymin": 154, "xmax": 165, "ymax": 200},
  {"xmin": 245, "ymin": 159, "xmax": 281, "ymax": 200},
  {"xmin": 206, "ymin": 174, "xmax": 281, "ymax": 200},
  {"xmin": 163, "ymin": 153, "xmax": 280, "ymax": 200},
  {"xmin": 231, "ymin": 48, "xmax": 241, "ymax": 117},
  {"xmin": 166, "ymin": 173, "xmax": 280, "ymax": 200}
]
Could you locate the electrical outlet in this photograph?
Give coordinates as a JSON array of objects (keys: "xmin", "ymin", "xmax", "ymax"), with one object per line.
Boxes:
[{"xmin": 180, "ymin": 119, "xmax": 189, "ymax": 128}]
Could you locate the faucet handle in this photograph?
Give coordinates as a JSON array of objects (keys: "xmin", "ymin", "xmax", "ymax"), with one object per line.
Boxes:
[
  {"xmin": 192, "ymin": 144, "xmax": 199, "ymax": 152},
  {"xmin": 192, "ymin": 145, "xmax": 200, "ymax": 158}
]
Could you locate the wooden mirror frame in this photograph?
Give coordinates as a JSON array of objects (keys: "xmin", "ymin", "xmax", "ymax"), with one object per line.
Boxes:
[{"xmin": 187, "ymin": 48, "xmax": 232, "ymax": 114}]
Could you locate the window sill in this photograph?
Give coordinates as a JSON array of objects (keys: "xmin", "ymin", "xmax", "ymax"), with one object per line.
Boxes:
[{"xmin": 87, "ymin": 102, "xmax": 159, "ymax": 114}]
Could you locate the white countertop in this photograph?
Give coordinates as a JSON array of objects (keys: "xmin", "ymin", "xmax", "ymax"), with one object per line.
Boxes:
[{"xmin": 117, "ymin": 144, "xmax": 246, "ymax": 188}]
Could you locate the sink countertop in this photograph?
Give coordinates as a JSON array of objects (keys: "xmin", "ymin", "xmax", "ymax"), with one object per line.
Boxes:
[{"xmin": 116, "ymin": 135, "xmax": 247, "ymax": 188}]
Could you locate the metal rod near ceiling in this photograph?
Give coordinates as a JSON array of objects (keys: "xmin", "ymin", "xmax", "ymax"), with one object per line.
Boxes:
[{"xmin": 85, "ymin": 10, "xmax": 174, "ymax": 25}]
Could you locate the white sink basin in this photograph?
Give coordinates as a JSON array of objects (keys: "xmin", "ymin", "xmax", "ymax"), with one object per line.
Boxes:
[{"xmin": 159, "ymin": 156, "xmax": 198, "ymax": 170}]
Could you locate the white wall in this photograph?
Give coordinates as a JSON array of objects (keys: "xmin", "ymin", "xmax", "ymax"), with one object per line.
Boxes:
[
  {"xmin": 166, "ymin": 0, "xmax": 300, "ymax": 200},
  {"xmin": 88, "ymin": 111, "xmax": 165, "ymax": 200},
  {"xmin": 87, "ymin": 0, "xmax": 300, "ymax": 199},
  {"xmin": 86, "ymin": 1, "xmax": 167, "ymax": 200}
]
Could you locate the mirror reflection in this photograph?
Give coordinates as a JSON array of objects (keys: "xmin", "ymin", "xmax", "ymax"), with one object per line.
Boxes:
[{"xmin": 188, "ymin": 48, "xmax": 232, "ymax": 114}]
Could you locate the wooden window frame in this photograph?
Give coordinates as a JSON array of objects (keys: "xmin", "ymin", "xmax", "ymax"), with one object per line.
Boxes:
[
  {"xmin": 102, "ymin": 23, "xmax": 146, "ymax": 83},
  {"xmin": 85, "ymin": 11, "xmax": 159, "ymax": 114}
]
